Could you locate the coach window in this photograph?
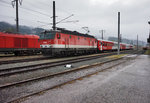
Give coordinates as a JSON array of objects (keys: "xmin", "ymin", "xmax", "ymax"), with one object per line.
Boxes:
[{"xmin": 57, "ymin": 33, "xmax": 61, "ymax": 39}]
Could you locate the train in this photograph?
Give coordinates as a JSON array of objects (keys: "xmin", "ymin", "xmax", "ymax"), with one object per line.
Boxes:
[
  {"xmin": 0, "ymin": 32, "xmax": 40, "ymax": 55},
  {"xmin": 39, "ymin": 28, "xmax": 133, "ymax": 56},
  {"xmin": 39, "ymin": 28, "xmax": 97, "ymax": 56},
  {"xmin": 0, "ymin": 28, "xmax": 133, "ymax": 56},
  {"xmin": 97, "ymin": 40, "xmax": 133, "ymax": 52}
]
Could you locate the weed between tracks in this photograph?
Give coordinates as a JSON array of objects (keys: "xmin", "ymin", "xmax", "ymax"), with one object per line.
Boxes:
[
  {"xmin": 145, "ymin": 49, "xmax": 150, "ymax": 55},
  {"xmin": 106, "ymin": 54, "xmax": 127, "ymax": 59}
]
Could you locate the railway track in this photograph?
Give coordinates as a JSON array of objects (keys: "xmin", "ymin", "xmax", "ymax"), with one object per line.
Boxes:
[
  {"xmin": 0, "ymin": 52, "xmax": 117, "ymax": 79},
  {"xmin": 0, "ymin": 54, "xmax": 138, "ymax": 103},
  {"xmin": 0, "ymin": 55, "xmax": 50, "ymax": 65},
  {"xmin": 0, "ymin": 50, "xmax": 143, "ymax": 103},
  {"xmin": 0, "ymin": 50, "xmax": 138, "ymax": 78},
  {"xmin": 0, "ymin": 50, "xmax": 137, "ymax": 65},
  {"xmin": 0, "ymin": 53, "xmax": 41, "ymax": 58}
]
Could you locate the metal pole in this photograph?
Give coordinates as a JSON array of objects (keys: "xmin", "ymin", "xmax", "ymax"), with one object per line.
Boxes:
[
  {"xmin": 120, "ymin": 34, "xmax": 122, "ymax": 43},
  {"xmin": 16, "ymin": 0, "xmax": 19, "ymax": 33},
  {"xmin": 137, "ymin": 35, "xmax": 138, "ymax": 50},
  {"xmin": 148, "ymin": 21, "xmax": 150, "ymax": 49},
  {"xmin": 148, "ymin": 21, "xmax": 150, "ymax": 35},
  {"xmin": 118, "ymin": 12, "xmax": 120, "ymax": 55},
  {"xmin": 53, "ymin": 1, "xmax": 56, "ymax": 30},
  {"xmin": 102, "ymin": 30, "xmax": 103, "ymax": 40}
]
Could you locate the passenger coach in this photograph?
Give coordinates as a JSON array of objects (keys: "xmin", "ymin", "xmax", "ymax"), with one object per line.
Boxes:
[{"xmin": 97, "ymin": 39, "xmax": 133, "ymax": 52}]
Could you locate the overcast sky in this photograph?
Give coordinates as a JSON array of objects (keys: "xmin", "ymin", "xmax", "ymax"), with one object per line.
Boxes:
[{"xmin": 0, "ymin": 0, "xmax": 150, "ymax": 42}]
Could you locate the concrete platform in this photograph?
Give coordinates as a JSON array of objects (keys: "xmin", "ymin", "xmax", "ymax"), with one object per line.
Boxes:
[{"xmin": 22, "ymin": 55, "xmax": 150, "ymax": 103}]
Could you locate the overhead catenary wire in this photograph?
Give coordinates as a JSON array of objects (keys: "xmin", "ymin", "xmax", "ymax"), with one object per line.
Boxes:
[
  {"xmin": 0, "ymin": 0, "xmax": 80, "ymax": 31},
  {"xmin": 0, "ymin": 0, "xmax": 10, "ymax": 5},
  {"xmin": 0, "ymin": 0, "xmax": 51, "ymax": 18},
  {"xmin": 56, "ymin": 14, "xmax": 74, "ymax": 24}
]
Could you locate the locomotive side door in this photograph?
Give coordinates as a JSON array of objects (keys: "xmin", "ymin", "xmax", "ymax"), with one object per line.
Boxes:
[
  {"xmin": 65, "ymin": 38, "xmax": 66, "ymax": 48},
  {"xmin": 92, "ymin": 41, "xmax": 94, "ymax": 48},
  {"xmin": 65, "ymin": 38, "xmax": 69, "ymax": 49},
  {"xmin": 67, "ymin": 38, "xmax": 69, "ymax": 48}
]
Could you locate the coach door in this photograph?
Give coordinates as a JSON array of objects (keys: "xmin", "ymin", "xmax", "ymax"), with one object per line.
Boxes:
[{"xmin": 100, "ymin": 41, "xmax": 103, "ymax": 51}]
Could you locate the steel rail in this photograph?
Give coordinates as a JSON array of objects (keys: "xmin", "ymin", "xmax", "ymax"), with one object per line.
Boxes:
[
  {"xmin": 0, "ymin": 52, "xmax": 117, "ymax": 77},
  {"xmin": 7, "ymin": 56, "xmax": 136, "ymax": 103},
  {"xmin": 0, "ymin": 56, "xmax": 124, "ymax": 89}
]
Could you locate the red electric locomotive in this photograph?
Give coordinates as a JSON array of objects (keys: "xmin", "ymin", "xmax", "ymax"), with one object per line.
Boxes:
[
  {"xmin": 39, "ymin": 28, "xmax": 97, "ymax": 56},
  {"xmin": 0, "ymin": 32, "xmax": 40, "ymax": 55}
]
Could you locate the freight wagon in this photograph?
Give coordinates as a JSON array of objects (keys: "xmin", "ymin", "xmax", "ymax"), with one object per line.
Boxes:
[{"xmin": 0, "ymin": 32, "xmax": 40, "ymax": 55}]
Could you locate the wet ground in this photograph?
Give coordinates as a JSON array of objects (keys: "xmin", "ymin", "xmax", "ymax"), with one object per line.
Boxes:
[
  {"xmin": 0, "ymin": 54, "xmax": 127, "ymax": 103},
  {"xmin": 21, "ymin": 55, "xmax": 150, "ymax": 103}
]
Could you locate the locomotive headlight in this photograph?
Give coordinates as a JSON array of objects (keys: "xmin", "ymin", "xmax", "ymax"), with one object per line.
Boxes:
[{"xmin": 40, "ymin": 44, "xmax": 52, "ymax": 48}]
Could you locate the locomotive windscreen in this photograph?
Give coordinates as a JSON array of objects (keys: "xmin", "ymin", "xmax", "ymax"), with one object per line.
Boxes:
[{"xmin": 40, "ymin": 31, "xmax": 56, "ymax": 40}]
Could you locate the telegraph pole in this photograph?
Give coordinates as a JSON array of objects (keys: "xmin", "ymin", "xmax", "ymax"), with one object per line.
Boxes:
[
  {"xmin": 53, "ymin": 1, "xmax": 56, "ymax": 30},
  {"xmin": 12, "ymin": 0, "xmax": 22, "ymax": 33},
  {"xmin": 118, "ymin": 12, "xmax": 120, "ymax": 55}
]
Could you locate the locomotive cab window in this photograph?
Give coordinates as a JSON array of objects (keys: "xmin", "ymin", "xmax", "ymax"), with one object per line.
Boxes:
[{"xmin": 40, "ymin": 31, "xmax": 56, "ymax": 40}]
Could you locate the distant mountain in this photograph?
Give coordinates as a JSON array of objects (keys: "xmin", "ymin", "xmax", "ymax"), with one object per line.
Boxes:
[
  {"xmin": 108, "ymin": 36, "xmax": 146, "ymax": 46},
  {"xmin": 0, "ymin": 21, "xmax": 45, "ymax": 35},
  {"xmin": 0, "ymin": 21, "xmax": 146, "ymax": 46}
]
